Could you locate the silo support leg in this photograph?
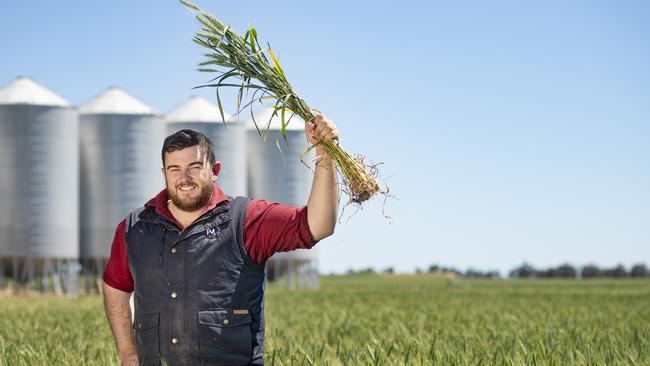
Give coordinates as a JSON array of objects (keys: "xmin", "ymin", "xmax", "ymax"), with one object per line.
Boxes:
[
  {"xmin": 41, "ymin": 258, "xmax": 50, "ymax": 293},
  {"xmin": 19, "ymin": 257, "xmax": 33, "ymax": 289},
  {"xmin": 53, "ymin": 258, "xmax": 63, "ymax": 296},
  {"xmin": 0, "ymin": 259, "xmax": 4, "ymax": 290},
  {"xmin": 287, "ymin": 259, "xmax": 294, "ymax": 289},
  {"xmin": 61, "ymin": 259, "xmax": 80, "ymax": 296},
  {"xmin": 12, "ymin": 257, "xmax": 19, "ymax": 294},
  {"xmin": 95, "ymin": 258, "xmax": 104, "ymax": 294},
  {"xmin": 82, "ymin": 259, "xmax": 91, "ymax": 295},
  {"xmin": 27, "ymin": 257, "xmax": 34, "ymax": 288}
]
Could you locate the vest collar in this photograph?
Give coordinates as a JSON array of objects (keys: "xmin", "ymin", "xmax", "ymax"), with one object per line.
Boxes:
[{"xmin": 140, "ymin": 185, "xmax": 229, "ymax": 229}]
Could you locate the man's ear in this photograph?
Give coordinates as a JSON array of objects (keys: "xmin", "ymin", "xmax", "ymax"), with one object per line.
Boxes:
[
  {"xmin": 211, "ymin": 161, "xmax": 222, "ymax": 180},
  {"xmin": 161, "ymin": 153, "xmax": 167, "ymax": 177}
]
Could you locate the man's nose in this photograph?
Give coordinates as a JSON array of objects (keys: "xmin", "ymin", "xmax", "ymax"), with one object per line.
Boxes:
[{"xmin": 181, "ymin": 168, "xmax": 193, "ymax": 179}]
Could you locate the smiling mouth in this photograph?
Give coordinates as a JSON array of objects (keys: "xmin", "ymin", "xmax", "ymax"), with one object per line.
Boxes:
[{"xmin": 177, "ymin": 184, "xmax": 198, "ymax": 192}]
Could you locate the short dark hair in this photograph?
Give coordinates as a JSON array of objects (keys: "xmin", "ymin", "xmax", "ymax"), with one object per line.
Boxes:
[{"xmin": 162, "ymin": 129, "xmax": 215, "ymax": 166}]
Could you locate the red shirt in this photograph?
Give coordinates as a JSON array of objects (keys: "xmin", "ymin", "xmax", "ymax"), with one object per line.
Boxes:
[{"xmin": 103, "ymin": 186, "xmax": 317, "ymax": 293}]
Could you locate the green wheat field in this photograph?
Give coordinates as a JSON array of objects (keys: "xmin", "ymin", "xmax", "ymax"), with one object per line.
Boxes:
[{"xmin": 0, "ymin": 275, "xmax": 648, "ymax": 365}]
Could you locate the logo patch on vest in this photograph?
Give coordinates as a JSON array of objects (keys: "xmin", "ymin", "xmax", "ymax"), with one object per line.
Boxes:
[{"xmin": 204, "ymin": 224, "xmax": 218, "ymax": 240}]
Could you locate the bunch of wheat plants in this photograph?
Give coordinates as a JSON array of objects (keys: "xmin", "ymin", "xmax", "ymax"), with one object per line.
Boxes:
[{"xmin": 181, "ymin": 0, "xmax": 383, "ymax": 204}]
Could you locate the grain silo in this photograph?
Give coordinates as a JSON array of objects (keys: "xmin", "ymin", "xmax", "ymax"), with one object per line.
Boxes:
[
  {"xmin": 166, "ymin": 96, "xmax": 246, "ymax": 197},
  {"xmin": 246, "ymin": 106, "xmax": 318, "ymax": 287},
  {"xmin": 0, "ymin": 76, "xmax": 79, "ymax": 294},
  {"xmin": 79, "ymin": 87, "xmax": 164, "ymax": 280}
]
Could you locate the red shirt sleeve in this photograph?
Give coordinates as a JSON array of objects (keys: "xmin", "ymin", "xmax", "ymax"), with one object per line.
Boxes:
[
  {"xmin": 244, "ymin": 199, "xmax": 318, "ymax": 265},
  {"xmin": 102, "ymin": 219, "xmax": 134, "ymax": 292}
]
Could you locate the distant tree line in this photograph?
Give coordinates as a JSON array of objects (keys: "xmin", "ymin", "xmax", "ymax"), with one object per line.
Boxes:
[
  {"xmin": 416, "ymin": 264, "xmax": 500, "ymax": 278},
  {"xmin": 347, "ymin": 265, "xmax": 499, "ymax": 278},
  {"xmin": 346, "ymin": 267, "xmax": 377, "ymax": 275},
  {"xmin": 509, "ymin": 263, "xmax": 649, "ymax": 279},
  {"xmin": 344, "ymin": 263, "xmax": 650, "ymax": 279}
]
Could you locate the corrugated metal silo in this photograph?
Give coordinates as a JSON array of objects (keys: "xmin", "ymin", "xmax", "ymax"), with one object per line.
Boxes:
[
  {"xmin": 79, "ymin": 87, "xmax": 164, "ymax": 263},
  {"xmin": 166, "ymin": 96, "xmax": 246, "ymax": 197},
  {"xmin": 246, "ymin": 106, "xmax": 313, "ymax": 206},
  {"xmin": 245, "ymin": 106, "xmax": 318, "ymax": 287},
  {"xmin": 0, "ymin": 76, "xmax": 79, "ymax": 291}
]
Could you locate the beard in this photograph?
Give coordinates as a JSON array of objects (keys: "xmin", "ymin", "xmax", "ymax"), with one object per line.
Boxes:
[{"xmin": 167, "ymin": 179, "xmax": 214, "ymax": 212}]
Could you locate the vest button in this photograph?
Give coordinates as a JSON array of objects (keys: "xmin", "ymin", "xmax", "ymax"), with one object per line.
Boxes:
[
  {"xmin": 223, "ymin": 319, "xmax": 229, "ymax": 325},
  {"xmin": 171, "ymin": 337, "xmax": 178, "ymax": 344},
  {"xmin": 171, "ymin": 292, "xmax": 177, "ymax": 299},
  {"xmin": 171, "ymin": 247, "xmax": 177, "ymax": 254}
]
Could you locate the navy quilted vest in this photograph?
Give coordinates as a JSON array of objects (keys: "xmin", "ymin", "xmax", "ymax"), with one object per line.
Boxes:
[{"xmin": 126, "ymin": 196, "xmax": 266, "ymax": 366}]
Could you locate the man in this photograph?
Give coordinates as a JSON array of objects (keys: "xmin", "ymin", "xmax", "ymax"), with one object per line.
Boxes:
[{"xmin": 103, "ymin": 115, "xmax": 339, "ymax": 366}]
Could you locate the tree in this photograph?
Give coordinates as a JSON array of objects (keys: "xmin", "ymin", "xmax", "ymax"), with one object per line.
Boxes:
[
  {"xmin": 581, "ymin": 265, "xmax": 601, "ymax": 278},
  {"xmin": 630, "ymin": 264, "xmax": 649, "ymax": 277},
  {"xmin": 602, "ymin": 265, "xmax": 628, "ymax": 277},
  {"xmin": 509, "ymin": 263, "xmax": 536, "ymax": 279},
  {"xmin": 556, "ymin": 264, "xmax": 577, "ymax": 278}
]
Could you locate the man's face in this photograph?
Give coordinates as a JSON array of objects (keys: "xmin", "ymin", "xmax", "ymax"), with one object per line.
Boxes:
[{"xmin": 162, "ymin": 145, "xmax": 216, "ymax": 212}]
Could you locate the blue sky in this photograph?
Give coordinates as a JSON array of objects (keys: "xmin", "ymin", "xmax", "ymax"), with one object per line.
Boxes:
[{"xmin": 1, "ymin": 0, "xmax": 648, "ymax": 275}]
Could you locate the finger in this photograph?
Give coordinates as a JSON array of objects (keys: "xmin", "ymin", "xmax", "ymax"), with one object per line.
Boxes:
[
  {"xmin": 318, "ymin": 127, "xmax": 336, "ymax": 140},
  {"xmin": 306, "ymin": 128, "xmax": 318, "ymax": 141},
  {"xmin": 322, "ymin": 131, "xmax": 339, "ymax": 142},
  {"xmin": 312, "ymin": 114, "xmax": 324, "ymax": 125},
  {"xmin": 314, "ymin": 120, "xmax": 333, "ymax": 135},
  {"xmin": 313, "ymin": 115, "xmax": 331, "ymax": 131},
  {"xmin": 323, "ymin": 128, "xmax": 338, "ymax": 138},
  {"xmin": 306, "ymin": 123, "xmax": 319, "ymax": 142},
  {"xmin": 314, "ymin": 125, "xmax": 328, "ymax": 137}
]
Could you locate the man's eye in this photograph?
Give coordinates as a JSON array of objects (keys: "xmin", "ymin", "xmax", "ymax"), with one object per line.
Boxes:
[{"xmin": 191, "ymin": 166, "xmax": 202, "ymax": 171}]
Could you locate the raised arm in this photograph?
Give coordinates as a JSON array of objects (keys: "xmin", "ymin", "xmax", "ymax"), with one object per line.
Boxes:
[
  {"xmin": 305, "ymin": 114, "xmax": 340, "ymax": 241},
  {"xmin": 103, "ymin": 282, "xmax": 139, "ymax": 366}
]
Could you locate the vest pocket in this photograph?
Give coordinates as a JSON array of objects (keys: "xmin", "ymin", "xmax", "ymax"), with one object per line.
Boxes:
[
  {"xmin": 134, "ymin": 312, "xmax": 160, "ymax": 366},
  {"xmin": 198, "ymin": 309, "xmax": 253, "ymax": 365}
]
